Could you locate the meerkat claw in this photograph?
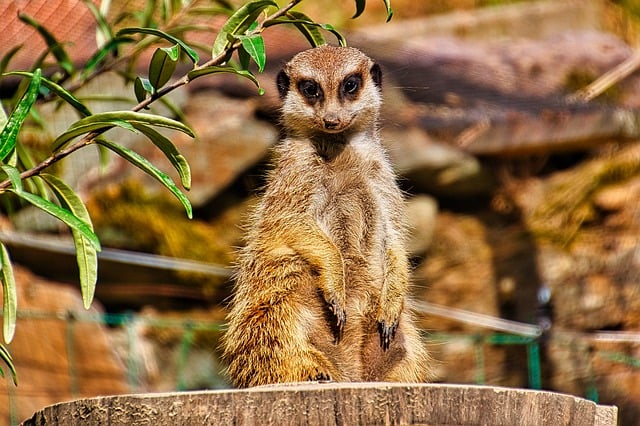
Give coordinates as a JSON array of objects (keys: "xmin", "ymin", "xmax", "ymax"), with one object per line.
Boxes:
[
  {"xmin": 378, "ymin": 320, "xmax": 398, "ymax": 351},
  {"xmin": 312, "ymin": 372, "xmax": 332, "ymax": 382},
  {"xmin": 328, "ymin": 299, "xmax": 347, "ymax": 330}
]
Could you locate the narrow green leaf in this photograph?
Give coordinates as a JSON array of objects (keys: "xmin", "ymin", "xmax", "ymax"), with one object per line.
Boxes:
[
  {"xmin": 134, "ymin": 76, "xmax": 154, "ymax": 102},
  {"xmin": 263, "ymin": 13, "xmax": 327, "ymax": 47},
  {"xmin": 352, "ymin": 0, "xmax": 366, "ymax": 19},
  {"xmin": 0, "ymin": 344, "xmax": 17, "ymax": 385},
  {"xmin": 117, "ymin": 27, "xmax": 199, "ymax": 64},
  {"xmin": 52, "ymin": 120, "xmax": 135, "ymax": 152},
  {"xmin": 0, "ymin": 165, "xmax": 23, "ymax": 193},
  {"xmin": 149, "ymin": 45, "xmax": 180, "ymax": 89},
  {"xmin": 188, "ymin": 65, "xmax": 263, "ymax": 94},
  {"xmin": 4, "ymin": 150, "xmax": 18, "ymax": 169},
  {"xmin": 0, "ymin": 105, "xmax": 6, "ymax": 131},
  {"xmin": 0, "ymin": 45, "xmax": 23, "ymax": 75},
  {"xmin": 0, "ymin": 243, "xmax": 17, "ymax": 344},
  {"xmin": 18, "ymin": 13, "xmax": 75, "ymax": 75},
  {"xmin": 89, "ymin": 111, "xmax": 194, "ymax": 136},
  {"xmin": 211, "ymin": 0, "xmax": 278, "ymax": 58},
  {"xmin": 96, "ymin": 138, "xmax": 193, "ymax": 218},
  {"xmin": 9, "ymin": 189, "xmax": 101, "ymax": 251},
  {"xmin": 0, "ymin": 69, "xmax": 41, "ymax": 161},
  {"xmin": 52, "ymin": 110, "xmax": 194, "ymax": 151},
  {"xmin": 317, "ymin": 23, "xmax": 347, "ymax": 47},
  {"xmin": 187, "ymin": 6, "xmax": 234, "ymax": 16},
  {"xmin": 237, "ymin": 46, "xmax": 251, "ymax": 70},
  {"xmin": 132, "ymin": 123, "xmax": 191, "ymax": 189},
  {"xmin": 82, "ymin": 36, "xmax": 135, "ymax": 77},
  {"xmin": 41, "ymin": 174, "xmax": 98, "ymax": 309},
  {"xmin": 82, "ymin": 0, "xmax": 114, "ymax": 48},
  {"xmin": 15, "ymin": 143, "xmax": 49, "ymax": 199},
  {"xmin": 382, "ymin": 0, "xmax": 394, "ymax": 22},
  {"xmin": 288, "ymin": 11, "xmax": 326, "ymax": 47},
  {"xmin": 5, "ymin": 71, "xmax": 92, "ymax": 117},
  {"xmin": 237, "ymin": 34, "xmax": 266, "ymax": 72}
]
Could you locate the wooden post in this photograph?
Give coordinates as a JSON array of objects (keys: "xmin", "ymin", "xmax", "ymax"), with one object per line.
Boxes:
[{"xmin": 21, "ymin": 383, "xmax": 617, "ymax": 426}]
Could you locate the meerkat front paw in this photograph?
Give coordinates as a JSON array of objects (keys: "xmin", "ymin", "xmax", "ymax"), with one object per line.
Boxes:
[{"xmin": 378, "ymin": 319, "xmax": 398, "ymax": 351}]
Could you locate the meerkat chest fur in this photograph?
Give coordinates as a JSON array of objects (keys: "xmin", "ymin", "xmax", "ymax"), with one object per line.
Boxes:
[{"xmin": 275, "ymin": 45, "xmax": 396, "ymax": 279}]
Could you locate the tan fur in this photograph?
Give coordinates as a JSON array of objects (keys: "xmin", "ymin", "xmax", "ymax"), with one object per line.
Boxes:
[{"xmin": 221, "ymin": 45, "xmax": 429, "ymax": 387}]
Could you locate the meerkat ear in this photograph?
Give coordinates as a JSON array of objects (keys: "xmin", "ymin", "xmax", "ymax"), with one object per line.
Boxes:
[
  {"xmin": 276, "ymin": 70, "xmax": 290, "ymax": 99},
  {"xmin": 370, "ymin": 63, "xmax": 382, "ymax": 88}
]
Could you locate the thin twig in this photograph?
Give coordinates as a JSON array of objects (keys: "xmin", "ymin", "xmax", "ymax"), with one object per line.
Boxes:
[{"xmin": 572, "ymin": 51, "xmax": 640, "ymax": 102}]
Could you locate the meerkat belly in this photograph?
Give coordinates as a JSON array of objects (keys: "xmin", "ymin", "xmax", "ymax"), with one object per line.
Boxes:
[{"xmin": 316, "ymin": 180, "xmax": 384, "ymax": 279}]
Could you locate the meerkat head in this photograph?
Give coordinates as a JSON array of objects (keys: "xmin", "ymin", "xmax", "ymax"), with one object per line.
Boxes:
[{"xmin": 276, "ymin": 45, "xmax": 382, "ymax": 138}]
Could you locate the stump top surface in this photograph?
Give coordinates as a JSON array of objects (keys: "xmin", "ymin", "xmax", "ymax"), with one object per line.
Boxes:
[{"xmin": 22, "ymin": 383, "xmax": 617, "ymax": 426}]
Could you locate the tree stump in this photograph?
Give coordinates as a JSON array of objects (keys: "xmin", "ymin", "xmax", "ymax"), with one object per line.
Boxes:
[{"xmin": 21, "ymin": 383, "xmax": 616, "ymax": 425}]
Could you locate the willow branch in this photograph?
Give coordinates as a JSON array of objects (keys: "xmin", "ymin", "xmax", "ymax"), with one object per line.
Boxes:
[{"xmin": 0, "ymin": 0, "xmax": 304, "ymax": 192}]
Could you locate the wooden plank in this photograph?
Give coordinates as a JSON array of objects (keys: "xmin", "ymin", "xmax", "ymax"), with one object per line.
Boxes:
[{"xmin": 21, "ymin": 383, "xmax": 617, "ymax": 425}]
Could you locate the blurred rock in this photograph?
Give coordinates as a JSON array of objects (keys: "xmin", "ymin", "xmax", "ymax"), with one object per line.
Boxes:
[
  {"xmin": 405, "ymin": 195, "xmax": 438, "ymax": 257},
  {"xmin": 414, "ymin": 212, "xmax": 500, "ymax": 331},
  {"xmin": 383, "ymin": 126, "xmax": 494, "ymax": 196},
  {"xmin": 361, "ymin": 29, "xmax": 639, "ymax": 156},
  {"xmin": 593, "ymin": 176, "xmax": 640, "ymax": 212},
  {"xmin": 1, "ymin": 266, "xmax": 129, "ymax": 424}
]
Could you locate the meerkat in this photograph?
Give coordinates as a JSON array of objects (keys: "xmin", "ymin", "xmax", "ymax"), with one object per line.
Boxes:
[{"xmin": 221, "ymin": 45, "xmax": 429, "ymax": 387}]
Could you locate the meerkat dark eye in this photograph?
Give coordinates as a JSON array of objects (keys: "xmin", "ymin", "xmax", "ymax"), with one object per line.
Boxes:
[
  {"xmin": 341, "ymin": 74, "xmax": 362, "ymax": 99},
  {"xmin": 298, "ymin": 80, "xmax": 322, "ymax": 103}
]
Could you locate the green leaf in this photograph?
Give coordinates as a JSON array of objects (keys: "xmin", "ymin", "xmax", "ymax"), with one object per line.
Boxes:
[
  {"xmin": 316, "ymin": 23, "xmax": 346, "ymax": 47},
  {"xmin": 237, "ymin": 46, "xmax": 251, "ymax": 71},
  {"xmin": 41, "ymin": 174, "xmax": 98, "ymax": 309},
  {"xmin": 352, "ymin": 0, "xmax": 366, "ymax": 19},
  {"xmin": 52, "ymin": 111, "xmax": 194, "ymax": 151},
  {"xmin": 82, "ymin": 0, "xmax": 114, "ymax": 48},
  {"xmin": 237, "ymin": 34, "xmax": 266, "ymax": 72},
  {"xmin": 263, "ymin": 12, "xmax": 330, "ymax": 47},
  {"xmin": 134, "ymin": 76, "xmax": 154, "ymax": 102},
  {"xmin": 0, "ymin": 105, "xmax": 6, "ymax": 131},
  {"xmin": 132, "ymin": 123, "xmax": 191, "ymax": 189},
  {"xmin": 9, "ymin": 189, "xmax": 101, "ymax": 251},
  {"xmin": 0, "ymin": 344, "xmax": 17, "ymax": 385},
  {"xmin": 149, "ymin": 45, "xmax": 180, "ymax": 89},
  {"xmin": 5, "ymin": 71, "xmax": 92, "ymax": 117},
  {"xmin": 0, "ymin": 45, "xmax": 23, "ymax": 75},
  {"xmin": 382, "ymin": 0, "xmax": 394, "ymax": 22},
  {"xmin": 82, "ymin": 36, "xmax": 135, "ymax": 77},
  {"xmin": 188, "ymin": 6, "xmax": 234, "ymax": 16},
  {"xmin": 96, "ymin": 138, "xmax": 193, "ymax": 218},
  {"xmin": 52, "ymin": 119, "xmax": 135, "ymax": 152},
  {"xmin": 0, "ymin": 165, "xmax": 23, "ymax": 193},
  {"xmin": 0, "ymin": 69, "xmax": 41, "ymax": 162},
  {"xmin": 15, "ymin": 143, "xmax": 49, "ymax": 199},
  {"xmin": 211, "ymin": 0, "xmax": 277, "ymax": 58},
  {"xmin": 117, "ymin": 27, "xmax": 200, "ymax": 64},
  {"xmin": 188, "ymin": 65, "xmax": 263, "ymax": 94},
  {"xmin": 0, "ymin": 243, "xmax": 16, "ymax": 344},
  {"xmin": 287, "ymin": 11, "xmax": 326, "ymax": 47},
  {"xmin": 18, "ymin": 13, "xmax": 75, "ymax": 75}
]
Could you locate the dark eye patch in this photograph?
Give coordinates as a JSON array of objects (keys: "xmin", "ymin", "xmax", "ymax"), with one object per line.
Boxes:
[
  {"xmin": 298, "ymin": 80, "xmax": 323, "ymax": 104},
  {"xmin": 340, "ymin": 73, "xmax": 362, "ymax": 100}
]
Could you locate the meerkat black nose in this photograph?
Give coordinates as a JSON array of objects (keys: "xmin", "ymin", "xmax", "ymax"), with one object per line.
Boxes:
[{"xmin": 323, "ymin": 115, "xmax": 340, "ymax": 129}]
